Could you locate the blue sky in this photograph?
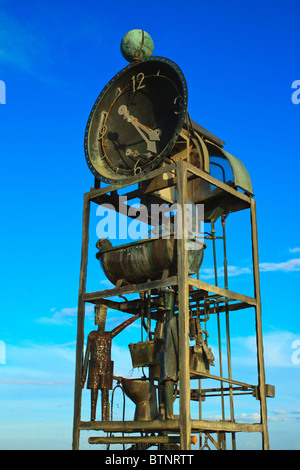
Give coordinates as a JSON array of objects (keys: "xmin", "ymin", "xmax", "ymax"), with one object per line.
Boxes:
[{"xmin": 0, "ymin": 0, "xmax": 300, "ymax": 450}]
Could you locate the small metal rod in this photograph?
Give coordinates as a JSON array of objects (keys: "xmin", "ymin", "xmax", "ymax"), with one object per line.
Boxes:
[
  {"xmin": 147, "ymin": 289, "xmax": 151, "ymax": 339},
  {"xmin": 200, "ymin": 385, "xmax": 252, "ymax": 393},
  {"xmin": 109, "ymin": 382, "xmax": 126, "ymax": 450},
  {"xmin": 140, "ymin": 292, "xmax": 145, "ymax": 342},
  {"xmin": 94, "ymin": 176, "xmax": 101, "ymax": 189},
  {"xmin": 205, "ymin": 235, "xmax": 224, "ymax": 240},
  {"xmin": 207, "ymin": 432, "xmax": 221, "ymax": 450},
  {"xmin": 203, "ymin": 392, "xmax": 253, "ymax": 398},
  {"xmin": 211, "ymin": 221, "xmax": 218, "ymax": 287},
  {"xmin": 216, "ymin": 305, "xmax": 225, "ymax": 420}
]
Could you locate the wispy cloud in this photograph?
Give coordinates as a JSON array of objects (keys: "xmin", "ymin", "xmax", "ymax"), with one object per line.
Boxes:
[
  {"xmin": 259, "ymin": 258, "xmax": 300, "ymax": 273},
  {"xmin": 237, "ymin": 412, "xmax": 260, "ymax": 422},
  {"xmin": 36, "ymin": 304, "xmax": 140, "ymax": 329},
  {"xmin": 200, "ymin": 256, "xmax": 300, "ymax": 280},
  {"xmin": 37, "ymin": 305, "xmax": 94, "ymax": 325},
  {"xmin": 273, "ymin": 409, "xmax": 288, "ymax": 415},
  {"xmin": 268, "ymin": 409, "xmax": 300, "ymax": 422},
  {"xmin": 37, "ymin": 307, "xmax": 78, "ymax": 326},
  {"xmin": 0, "ymin": 378, "xmax": 72, "ymax": 386},
  {"xmin": 201, "ymin": 265, "xmax": 251, "ymax": 280},
  {"xmin": 289, "ymin": 247, "xmax": 300, "ymax": 253},
  {"xmin": 1, "ymin": 341, "xmax": 76, "ymax": 388}
]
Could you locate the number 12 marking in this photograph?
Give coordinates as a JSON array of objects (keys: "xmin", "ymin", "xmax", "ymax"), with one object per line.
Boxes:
[{"xmin": 131, "ymin": 73, "xmax": 145, "ymax": 92}]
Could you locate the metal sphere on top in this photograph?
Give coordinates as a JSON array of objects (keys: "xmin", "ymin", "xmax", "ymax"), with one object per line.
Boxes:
[{"xmin": 120, "ymin": 29, "xmax": 154, "ymax": 63}]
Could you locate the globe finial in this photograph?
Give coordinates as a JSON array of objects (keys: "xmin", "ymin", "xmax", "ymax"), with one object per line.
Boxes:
[{"xmin": 120, "ymin": 29, "xmax": 154, "ymax": 63}]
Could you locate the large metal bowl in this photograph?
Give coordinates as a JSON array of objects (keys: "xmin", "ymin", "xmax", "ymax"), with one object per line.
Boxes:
[{"xmin": 96, "ymin": 235, "xmax": 205, "ymax": 285}]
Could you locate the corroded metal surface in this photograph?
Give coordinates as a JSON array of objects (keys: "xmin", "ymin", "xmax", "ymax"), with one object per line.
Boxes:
[
  {"xmin": 120, "ymin": 29, "xmax": 154, "ymax": 63},
  {"xmin": 81, "ymin": 306, "xmax": 140, "ymax": 421},
  {"xmin": 129, "ymin": 340, "xmax": 162, "ymax": 368},
  {"xmin": 96, "ymin": 236, "xmax": 205, "ymax": 285},
  {"xmin": 84, "ymin": 57, "xmax": 188, "ymax": 184}
]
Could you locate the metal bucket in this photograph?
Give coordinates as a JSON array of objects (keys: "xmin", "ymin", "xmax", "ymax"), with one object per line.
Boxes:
[{"xmin": 129, "ymin": 340, "xmax": 162, "ymax": 368}]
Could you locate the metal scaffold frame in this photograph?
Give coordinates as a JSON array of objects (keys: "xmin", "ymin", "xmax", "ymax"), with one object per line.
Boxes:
[{"xmin": 72, "ymin": 157, "xmax": 272, "ymax": 451}]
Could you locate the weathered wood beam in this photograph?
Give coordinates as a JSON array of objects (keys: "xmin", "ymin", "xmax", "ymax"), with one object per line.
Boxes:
[
  {"xmin": 79, "ymin": 419, "xmax": 263, "ymax": 434},
  {"xmin": 72, "ymin": 193, "xmax": 91, "ymax": 450},
  {"xmin": 250, "ymin": 199, "xmax": 269, "ymax": 450},
  {"xmin": 88, "ymin": 435, "xmax": 185, "ymax": 445},
  {"xmin": 176, "ymin": 160, "xmax": 192, "ymax": 450}
]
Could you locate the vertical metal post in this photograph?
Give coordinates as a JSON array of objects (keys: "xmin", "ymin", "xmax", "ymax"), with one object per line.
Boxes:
[
  {"xmin": 222, "ymin": 215, "xmax": 236, "ymax": 449},
  {"xmin": 72, "ymin": 193, "xmax": 91, "ymax": 450},
  {"xmin": 196, "ymin": 274, "xmax": 202, "ymax": 450},
  {"xmin": 216, "ymin": 308, "xmax": 226, "ymax": 422},
  {"xmin": 250, "ymin": 199, "xmax": 269, "ymax": 450},
  {"xmin": 198, "ymin": 377, "xmax": 202, "ymax": 449},
  {"xmin": 211, "ymin": 221, "xmax": 226, "ymax": 427},
  {"xmin": 176, "ymin": 160, "xmax": 191, "ymax": 450}
]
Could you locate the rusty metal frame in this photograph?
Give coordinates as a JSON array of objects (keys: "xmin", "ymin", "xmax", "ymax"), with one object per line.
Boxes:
[{"xmin": 72, "ymin": 159, "xmax": 270, "ymax": 451}]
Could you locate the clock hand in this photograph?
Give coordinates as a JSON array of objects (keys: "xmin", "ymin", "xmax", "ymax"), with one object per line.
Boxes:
[
  {"xmin": 125, "ymin": 148, "xmax": 154, "ymax": 159},
  {"xmin": 125, "ymin": 148, "xmax": 139, "ymax": 157},
  {"xmin": 118, "ymin": 105, "xmax": 161, "ymax": 153}
]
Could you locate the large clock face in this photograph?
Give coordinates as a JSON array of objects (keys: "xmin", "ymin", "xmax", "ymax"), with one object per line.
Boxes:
[{"xmin": 84, "ymin": 57, "xmax": 188, "ymax": 183}]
